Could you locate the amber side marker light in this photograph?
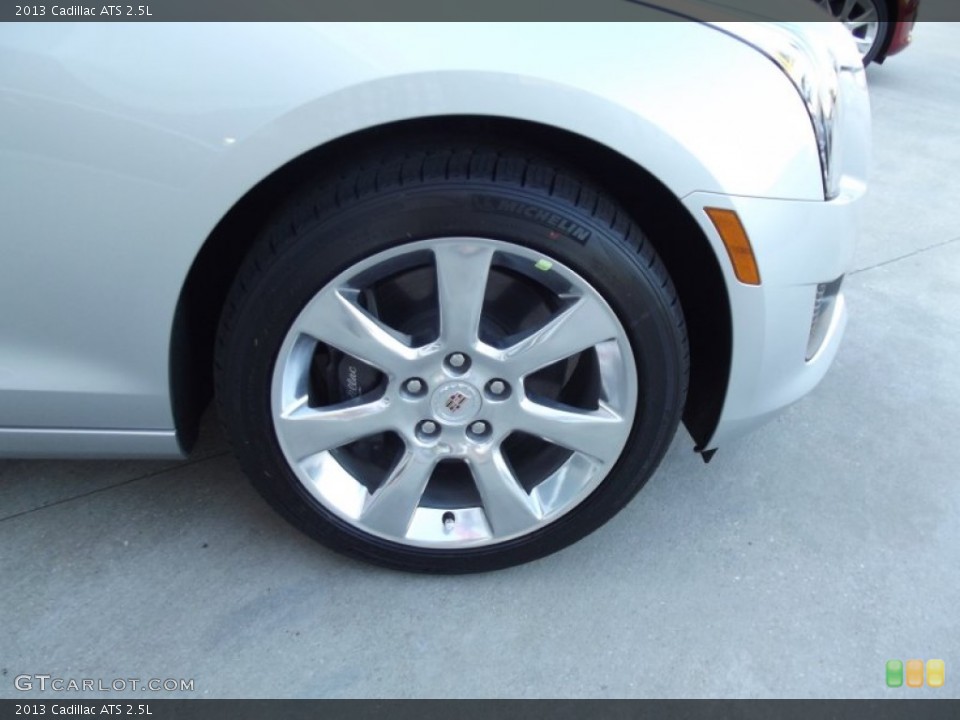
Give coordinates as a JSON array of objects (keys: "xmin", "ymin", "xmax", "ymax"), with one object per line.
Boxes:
[{"xmin": 705, "ymin": 207, "xmax": 761, "ymax": 286}]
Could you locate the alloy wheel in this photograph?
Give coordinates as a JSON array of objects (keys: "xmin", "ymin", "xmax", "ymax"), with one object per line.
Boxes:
[{"xmin": 270, "ymin": 237, "xmax": 638, "ymax": 548}]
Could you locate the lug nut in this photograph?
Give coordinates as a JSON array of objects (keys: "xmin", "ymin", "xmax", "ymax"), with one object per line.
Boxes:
[
  {"xmin": 445, "ymin": 352, "xmax": 471, "ymax": 374},
  {"xmin": 489, "ymin": 380, "xmax": 506, "ymax": 396},
  {"xmin": 420, "ymin": 420, "xmax": 439, "ymax": 436},
  {"xmin": 405, "ymin": 378, "xmax": 423, "ymax": 394},
  {"xmin": 469, "ymin": 421, "xmax": 488, "ymax": 435}
]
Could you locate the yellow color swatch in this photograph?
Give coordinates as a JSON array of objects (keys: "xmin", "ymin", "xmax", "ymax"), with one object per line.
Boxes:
[{"xmin": 926, "ymin": 659, "xmax": 945, "ymax": 688}]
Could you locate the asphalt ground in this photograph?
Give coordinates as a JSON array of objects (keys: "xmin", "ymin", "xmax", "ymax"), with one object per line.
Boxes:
[{"xmin": 2, "ymin": 22, "xmax": 958, "ymax": 700}]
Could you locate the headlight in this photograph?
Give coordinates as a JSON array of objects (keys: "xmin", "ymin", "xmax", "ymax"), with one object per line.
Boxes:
[{"xmin": 711, "ymin": 22, "xmax": 864, "ymax": 200}]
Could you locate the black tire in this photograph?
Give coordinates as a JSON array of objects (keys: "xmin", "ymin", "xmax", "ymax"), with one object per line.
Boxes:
[{"xmin": 215, "ymin": 140, "xmax": 689, "ymax": 573}]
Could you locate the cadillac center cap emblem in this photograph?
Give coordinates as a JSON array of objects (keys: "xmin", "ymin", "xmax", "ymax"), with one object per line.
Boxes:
[{"xmin": 431, "ymin": 382, "xmax": 482, "ymax": 425}]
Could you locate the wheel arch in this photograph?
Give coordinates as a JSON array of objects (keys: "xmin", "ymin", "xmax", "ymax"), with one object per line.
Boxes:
[{"xmin": 170, "ymin": 116, "xmax": 732, "ymax": 455}]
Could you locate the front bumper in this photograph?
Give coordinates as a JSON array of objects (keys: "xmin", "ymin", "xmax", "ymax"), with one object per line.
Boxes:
[{"xmin": 684, "ymin": 186, "xmax": 862, "ymax": 451}]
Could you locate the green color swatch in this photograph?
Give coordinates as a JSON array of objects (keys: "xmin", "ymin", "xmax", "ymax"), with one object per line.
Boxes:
[{"xmin": 886, "ymin": 659, "xmax": 904, "ymax": 688}]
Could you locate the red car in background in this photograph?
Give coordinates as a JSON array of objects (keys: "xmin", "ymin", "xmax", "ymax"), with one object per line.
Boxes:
[{"xmin": 818, "ymin": 0, "xmax": 920, "ymax": 65}]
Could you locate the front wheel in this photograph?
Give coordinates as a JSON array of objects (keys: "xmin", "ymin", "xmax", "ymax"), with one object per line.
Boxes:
[{"xmin": 216, "ymin": 143, "xmax": 688, "ymax": 573}]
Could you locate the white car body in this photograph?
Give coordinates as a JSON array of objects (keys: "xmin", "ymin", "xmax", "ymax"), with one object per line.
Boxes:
[{"xmin": 0, "ymin": 19, "xmax": 869, "ymax": 458}]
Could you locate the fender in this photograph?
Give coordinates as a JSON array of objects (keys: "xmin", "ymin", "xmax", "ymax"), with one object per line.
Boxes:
[{"xmin": 0, "ymin": 22, "xmax": 821, "ymax": 447}]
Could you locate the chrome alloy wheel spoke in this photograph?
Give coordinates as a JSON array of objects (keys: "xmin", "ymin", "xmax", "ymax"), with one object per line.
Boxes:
[
  {"xmin": 275, "ymin": 397, "xmax": 396, "ymax": 461},
  {"xmin": 360, "ymin": 450, "xmax": 439, "ymax": 538},
  {"xmin": 467, "ymin": 448, "xmax": 543, "ymax": 538},
  {"xmin": 296, "ymin": 286, "xmax": 421, "ymax": 372},
  {"xmin": 512, "ymin": 399, "xmax": 628, "ymax": 465},
  {"xmin": 433, "ymin": 243, "xmax": 495, "ymax": 348},
  {"xmin": 492, "ymin": 294, "xmax": 621, "ymax": 377}
]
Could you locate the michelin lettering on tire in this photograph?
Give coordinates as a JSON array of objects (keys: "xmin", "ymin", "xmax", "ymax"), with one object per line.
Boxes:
[{"xmin": 473, "ymin": 196, "xmax": 592, "ymax": 243}]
